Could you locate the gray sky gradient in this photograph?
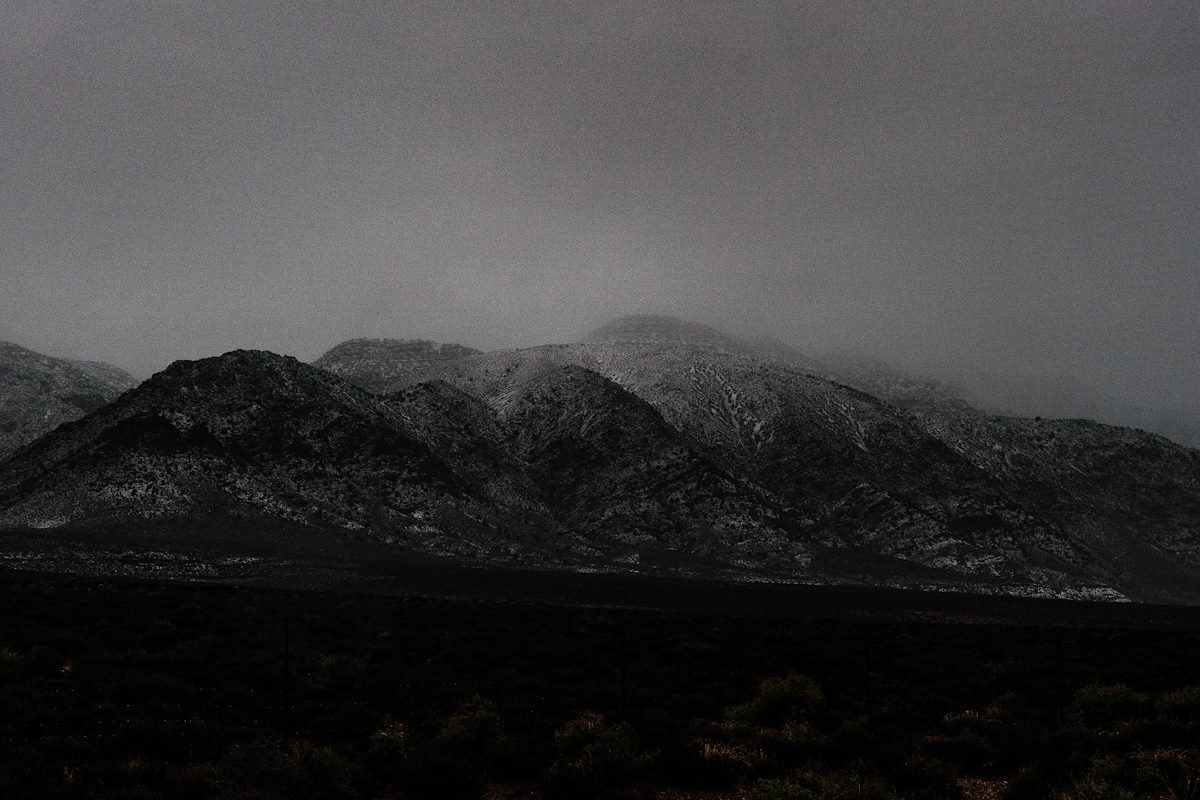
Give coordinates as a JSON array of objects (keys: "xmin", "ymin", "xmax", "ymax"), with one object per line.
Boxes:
[{"xmin": 2, "ymin": 2, "xmax": 1198, "ymax": 429}]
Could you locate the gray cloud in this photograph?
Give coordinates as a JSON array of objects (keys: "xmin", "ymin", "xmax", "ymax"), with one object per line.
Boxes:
[{"xmin": 2, "ymin": 1, "xmax": 1197, "ymax": 431}]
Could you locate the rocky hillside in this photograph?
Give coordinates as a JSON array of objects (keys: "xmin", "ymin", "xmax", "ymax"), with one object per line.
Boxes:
[
  {"xmin": 923, "ymin": 413, "xmax": 1200, "ymax": 599},
  {"xmin": 0, "ymin": 342, "xmax": 137, "ymax": 460},
  {"xmin": 502, "ymin": 364, "xmax": 805, "ymax": 573},
  {"xmin": 385, "ymin": 379, "xmax": 553, "ymax": 534},
  {"xmin": 314, "ymin": 338, "xmax": 480, "ymax": 394},
  {"xmin": 312, "ymin": 331, "xmax": 1089, "ymax": 595},
  {"xmin": 322, "ymin": 317, "xmax": 976, "ymax": 420},
  {"xmin": 588, "ymin": 315, "xmax": 974, "ymax": 414},
  {"xmin": 310, "ymin": 315, "xmax": 1200, "ymax": 600},
  {"xmin": 3, "ymin": 316, "xmax": 1196, "ymax": 600},
  {"xmin": 0, "ymin": 350, "xmax": 528, "ymax": 559},
  {"xmin": 0, "ymin": 351, "xmax": 804, "ymax": 577}
]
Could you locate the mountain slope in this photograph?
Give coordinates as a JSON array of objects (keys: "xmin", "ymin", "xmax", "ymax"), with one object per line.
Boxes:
[
  {"xmin": 502, "ymin": 364, "xmax": 806, "ymax": 572},
  {"xmin": 0, "ymin": 351, "xmax": 802, "ymax": 575},
  {"xmin": 573, "ymin": 343, "xmax": 1082, "ymax": 587},
  {"xmin": 923, "ymin": 413, "xmax": 1200, "ymax": 601},
  {"xmin": 4, "ymin": 317, "xmax": 1195, "ymax": 599},
  {"xmin": 385, "ymin": 379, "xmax": 555, "ymax": 538},
  {"xmin": 0, "ymin": 342, "xmax": 137, "ymax": 459},
  {"xmin": 311, "ymin": 315, "xmax": 1200, "ymax": 599},
  {"xmin": 584, "ymin": 315, "xmax": 747, "ymax": 351},
  {"xmin": 588, "ymin": 315, "xmax": 973, "ymax": 414},
  {"xmin": 0, "ymin": 350, "xmax": 528, "ymax": 559},
  {"xmin": 317, "ymin": 326, "xmax": 1096, "ymax": 593}
]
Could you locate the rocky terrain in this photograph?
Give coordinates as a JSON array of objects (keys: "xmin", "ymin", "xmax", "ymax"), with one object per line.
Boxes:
[
  {"xmin": 0, "ymin": 349, "xmax": 796, "ymax": 578},
  {"xmin": 500, "ymin": 364, "xmax": 805, "ymax": 573},
  {"xmin": 0, "ymin": 350, "xmax": 627, "ymax": 565},
  {"xmin": 0, "ymin": 342, "xmax": 137, "ymax": 460},
  {"xmin": 312, "ymin": 315, "xmax": 1200, "ymax": 601},
  {"xmin": 1, "ymin": 317, "xmax": 1197, "ymax": 601},
  {"xmin": 922, "ymin": 412, "xmax": 1200, "ymax": 599}
]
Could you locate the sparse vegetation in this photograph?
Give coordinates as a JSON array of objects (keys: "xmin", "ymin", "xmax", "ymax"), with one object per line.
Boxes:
[{"xmin": 2, "ymin": 570, "xmax": 1200, "ymax": 799}]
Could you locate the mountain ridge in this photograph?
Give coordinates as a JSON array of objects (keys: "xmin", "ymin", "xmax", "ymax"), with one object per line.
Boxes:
[
  {"xmin": 310, "ymin": 315, "xmax": 1200, "ymax": 600},
  {"xmin": 2, "ymin": 318, "xmax": 1197, "ymax": 601}
]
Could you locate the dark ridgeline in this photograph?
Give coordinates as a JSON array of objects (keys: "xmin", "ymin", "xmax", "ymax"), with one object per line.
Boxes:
[{"xmin": 1, "ymin": 315, "xmax": 1199, "ymax": 602}]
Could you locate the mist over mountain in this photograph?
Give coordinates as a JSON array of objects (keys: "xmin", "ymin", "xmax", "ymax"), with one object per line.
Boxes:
[
  {"xmin": 4, "ymin": 3, "xmax": 1198, "ymax": 447},
  {"xmin": 954, "ymin": 370, "xmax": 1200, "ymax": 451}
]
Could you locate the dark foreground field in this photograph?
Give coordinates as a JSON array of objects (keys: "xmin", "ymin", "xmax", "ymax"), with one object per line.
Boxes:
[{"xmin": 3, "ymin": 569, "xmax": 1200, "ymax": 800}]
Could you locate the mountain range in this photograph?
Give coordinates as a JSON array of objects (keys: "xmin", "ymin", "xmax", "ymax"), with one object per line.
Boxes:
[{"xmin": 1, "ymin": 315, "xmax": 1198, "ymax": 602}]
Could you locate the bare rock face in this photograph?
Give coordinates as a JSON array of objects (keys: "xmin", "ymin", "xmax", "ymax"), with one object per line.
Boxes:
[{"xmin": 0, "ymin": 342, "xmax": 137, "ymax": 460}]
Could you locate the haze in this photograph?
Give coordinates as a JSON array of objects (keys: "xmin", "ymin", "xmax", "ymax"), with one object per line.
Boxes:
[{"xmin": 2, "ymin": 2, "xmax": 1197, "ymax": 439}]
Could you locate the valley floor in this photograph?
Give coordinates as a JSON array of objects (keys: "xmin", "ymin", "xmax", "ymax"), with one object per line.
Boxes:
[
  {"xmin": 0, "ymin": 524, "xmax": 1184, "ymax": 623},
  {"xmin": 3, "ymin": 560, "xmax": 1200, "ymax": 799}
]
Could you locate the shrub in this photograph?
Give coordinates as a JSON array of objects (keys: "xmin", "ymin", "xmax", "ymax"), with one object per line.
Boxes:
[
  {"xmin": 887, "ymin": 756, "xmax": 963, "ymax": 800},
  {"xmin": 542, "ymin": 713, "xmax": 636, "ymax": 798},
  {"xmin": 440, "ymin": 696, "xmax": 504, "ymax": 764},
  {"xmin": 1159, "ymin": 688, "xmax": 1200, "ymax": 722},
  {"xmin": 23, "ymin": 645, "xmax": 66, "ymax": 678},
  {"xmin": 750, "ymin": 776, "xmax": 819, "ymax": 800},
  {"xmin": 1072, "ymin": 684, "xmax": 1151, "ymax": 726},
  {"xmin": 823, "ymin": 719, "xmax": 908, "ymax": 772},
  {"xmin": 1134, "ymin": 748, "xmax": 1200, "ymax": 800},
  {"xmin": 1050, "ymin": 778, "xmax": 1136, "ymax": 800},
  {"xmin": 364, "ymin": 717, "xmax": 408, "ymax": 789},
  {"xmin": 698, "ymin": 739, "xmax": 769, "ymax": 785},
  {"xmin": 726, "ymin": 674, "xmax": 824, "ymax": 729}
]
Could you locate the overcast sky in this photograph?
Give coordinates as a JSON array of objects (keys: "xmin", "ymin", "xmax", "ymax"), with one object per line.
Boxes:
[{"xmin": 2, "ymin": 2, "xmax": 1197, "ymax": 425}]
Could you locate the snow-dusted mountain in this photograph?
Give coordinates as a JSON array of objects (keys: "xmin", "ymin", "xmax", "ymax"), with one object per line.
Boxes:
[
  {"xmin": 0, "ymin": 349, "xmax": 801, "ymax": 577},
  {"xmin": 307, "ymin": 314, "xmax": 1200, "ymax": 600},
  {"xmin": 0, "ymin": 351, "xmax": 472, "ymax": 536},
  {"xmin": 499, "ymin": 364, "xmax": 806, "ymax": 573},
  {"xmin": 0, "ymin": 342, "xmax": 137, "ymax": 460},
  {"xmin": 922, "ymin": 412, "xmax": 1200, "ymax": 598},
  {"xmin": 2, "ymin": 316, "xmax": 1197, "ymax": 601}
]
